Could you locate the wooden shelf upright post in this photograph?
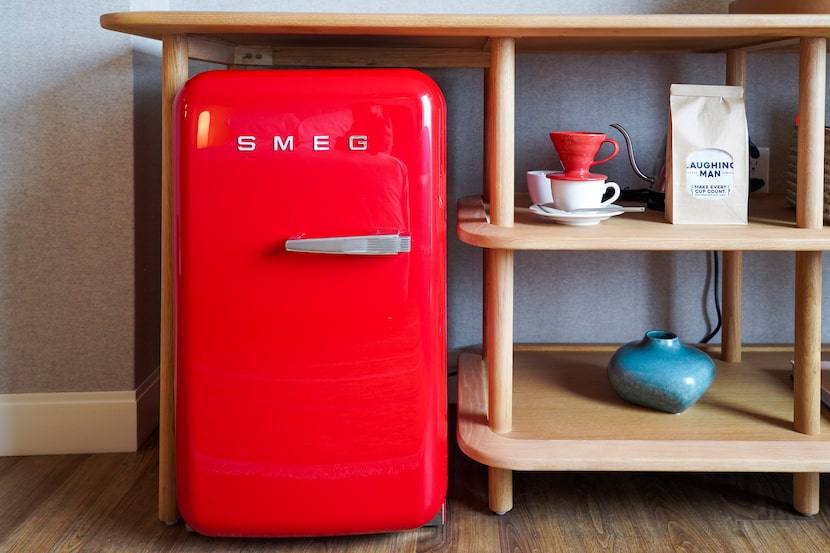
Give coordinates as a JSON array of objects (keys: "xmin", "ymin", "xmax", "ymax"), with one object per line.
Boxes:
[
  {"xmin": 793, "ymin": 36, "xmax": 827, "ymax": 517},
  {"xmin": 722, "ymin": 49, "xmax": 746, "ymax": 364},
  {"xmin": 159, "ymin": 33, "xmax": 188, "ymax": 525},
  {"xmin": 486, "ymin": 37, "xmax": 516, "ymax": 516}
]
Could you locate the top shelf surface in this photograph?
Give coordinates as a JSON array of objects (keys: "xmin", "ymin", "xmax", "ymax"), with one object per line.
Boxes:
[
  {"xmin": 101, "ymin": 12, "xmax": 830, "ymax": 53},
  {"xmin": 457, "ymin": 194, "xmax": 830, "ymax": 251}
]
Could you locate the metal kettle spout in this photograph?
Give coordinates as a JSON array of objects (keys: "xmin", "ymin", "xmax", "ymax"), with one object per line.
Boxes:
[{"xmin": 610, "ymin": 123, "xmax": 654, "ymax": 184}]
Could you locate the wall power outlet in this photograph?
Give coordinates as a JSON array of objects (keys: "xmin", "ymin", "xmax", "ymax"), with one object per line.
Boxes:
[{"xmin": 750, "ymin": 146, "xmax": 770, "ymax": 192}]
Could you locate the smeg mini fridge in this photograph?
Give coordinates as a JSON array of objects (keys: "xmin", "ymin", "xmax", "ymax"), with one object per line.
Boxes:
[{"xmin": 173, "ymin": 69, "xmax": 447, "ymax": 537}]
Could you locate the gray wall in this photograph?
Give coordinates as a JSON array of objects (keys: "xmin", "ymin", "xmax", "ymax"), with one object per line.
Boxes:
[
  {"xmin": 1, "ymin": 2, "xmax": 137, "ymax": 393},
  {"xmin": 0, "ymin": 0, "xmax": 823, "ymax": 395}
]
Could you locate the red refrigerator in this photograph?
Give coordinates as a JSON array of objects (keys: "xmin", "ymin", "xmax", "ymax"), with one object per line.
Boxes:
[{"xmin": 173, "ymin": 69, "xmax": 447, "ymax": 537}]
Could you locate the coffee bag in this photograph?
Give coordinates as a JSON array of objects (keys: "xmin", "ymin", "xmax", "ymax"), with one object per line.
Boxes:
[{"xmin": 666, "ymin": 84, "xmax": 749, "ymax": 224}]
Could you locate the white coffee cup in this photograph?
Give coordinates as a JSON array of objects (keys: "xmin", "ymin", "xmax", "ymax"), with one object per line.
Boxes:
[
  {"xmin": 527, "ymin": 170, "xmax": 562, "ymax": 205},
  {"xmin": 547, "ymin": 176, "xmax": 621, "ymax": 212}
]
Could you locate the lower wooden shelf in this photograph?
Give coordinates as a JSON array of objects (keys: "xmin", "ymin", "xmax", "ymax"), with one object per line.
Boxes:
[{"xmin": 457, "ymin": 347, "xmax": 830, "ymax": 473}]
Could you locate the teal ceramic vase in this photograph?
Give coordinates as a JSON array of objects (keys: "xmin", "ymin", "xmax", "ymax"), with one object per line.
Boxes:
[{"xmin": 607, "ymin": 330, "xmax": 715, "ymax": 414}]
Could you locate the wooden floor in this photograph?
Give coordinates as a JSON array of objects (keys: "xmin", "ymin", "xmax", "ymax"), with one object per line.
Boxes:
[{"xmin": 3, "ymin": 409, "xmax": 830, "ymax": 552}]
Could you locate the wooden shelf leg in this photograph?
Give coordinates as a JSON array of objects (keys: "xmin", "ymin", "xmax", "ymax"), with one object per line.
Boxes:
[
  {"xmin": 721, "ymin": 252, "xmax": 742, "ymax": 363},
  {"xmin": 485, "ymin": 37, "xmax": 516, "ymax": 515},
  {"xmin": 794, "ymin": 473, "xmax": 821, "ymax": 516},
  {"xmin": 486, "ymin": 249, "xmax": 514, "ymax": 434},
  {"xmin": 481, "ymin": 66, "xmax": 490, "ymax": 361},
  {"xmin": 721, "ymin": 50, "xmax": 746, "ymax": 363},
  {"xmin": 486, "ymin": 248, "xmax": 514, "ymax": 515},
  {"xmin": 489, "ymin": 467, "xmax": 513, "ymax": 515},
  {"xmin": 796, "ymin": 38, "xmax": 827, "ymax": 230},
  {"xmin": 159, "ymin": 34, "xmax": 188, "ymax": 525},
  {"xmin": 487, "ymin": 37, "xmax": 515, "ymax": 228},
  {"xmin": 793, "ymin": 250, "xmax": 822, "ymax": 516},
  {"xmin": 792, "ymin": 36, "xmax": 827, "ymax": 517},
  {"xmin": 794, "ymin": 253, "xmax": 822, "ymax": 437}
]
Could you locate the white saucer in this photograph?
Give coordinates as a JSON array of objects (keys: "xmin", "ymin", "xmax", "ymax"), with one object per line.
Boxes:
[{"xmin": 529, "ymin": 204, "xmax": 624, "ymax": 226}]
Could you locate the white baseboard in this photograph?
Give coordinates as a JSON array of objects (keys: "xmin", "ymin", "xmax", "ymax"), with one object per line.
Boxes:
[{"xmin": 0, "ymin": 369, "xmax": 160, "ymax": 456}]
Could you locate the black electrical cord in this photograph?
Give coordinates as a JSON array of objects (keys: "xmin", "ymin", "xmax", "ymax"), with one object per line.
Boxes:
[{"xmin": 700, "ymin": 250, "xmax": 722, "ymax": 344}]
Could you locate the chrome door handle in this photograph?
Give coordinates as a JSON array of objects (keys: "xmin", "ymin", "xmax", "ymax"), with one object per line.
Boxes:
[{"xmin": 285, "ymin": 234, "xmax": 411, "ymax": 255}]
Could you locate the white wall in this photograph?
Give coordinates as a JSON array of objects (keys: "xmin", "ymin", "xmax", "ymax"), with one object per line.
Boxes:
[{"xmin": 0, "ymin": 0, "xmax": 824, "ymax": 403}]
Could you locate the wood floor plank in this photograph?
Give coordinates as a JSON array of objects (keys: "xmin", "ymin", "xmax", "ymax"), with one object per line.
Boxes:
[
  {"xmin": 54, "ymin": 444, "xmax": 166, "ymax": 552},
  {"xmin": 439, "ymin": 420, "xmax": 502, "ymax": 553},
  {"xmin": 2, "ymin": 453, "xmax": 145, "ymax": 552},
  {"xmin": 0, "ymin": 455, "xmax": 86, "ymax": 538},
  {"xmin": 738, "ymin": 520, "xmax": 830, "ymax": 553},
  {"xmin": 71, "ymin": 457, "xmax": 159, "ymax": 548}
]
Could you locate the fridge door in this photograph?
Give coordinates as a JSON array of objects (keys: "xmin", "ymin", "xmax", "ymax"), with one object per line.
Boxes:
[{"xmin": 173, "ymin": 69, "xmax": 446, "ymax": 537}]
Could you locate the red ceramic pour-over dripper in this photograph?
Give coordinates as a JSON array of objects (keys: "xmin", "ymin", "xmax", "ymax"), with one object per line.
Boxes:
[{"xmin": 549, "ymin": 131, "xmax": 619, "ymax": 179}]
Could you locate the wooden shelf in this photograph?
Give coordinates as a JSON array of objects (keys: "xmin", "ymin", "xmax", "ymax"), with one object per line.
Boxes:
[
  {"xmin": 99, "ymin": 12, "xmax": 830, "ymax": 66},
  {"xmin": 99, "ymin": 10, "xmax": 830, "ymax": 521},
  {"xmin": 458, "ymin": 194, "xmax": 830, "ymax": 251},
  {"xmin": 457, "ymin": 348, "xmax": 830, "ymax": 473}
]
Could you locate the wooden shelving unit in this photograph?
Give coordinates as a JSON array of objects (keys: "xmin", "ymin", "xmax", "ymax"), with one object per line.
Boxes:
[{"xmin": 100, "ymin": 11, "xmax": 830, "ymax": 522}]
